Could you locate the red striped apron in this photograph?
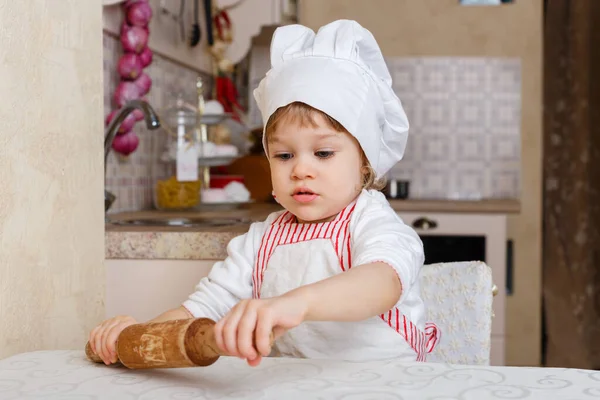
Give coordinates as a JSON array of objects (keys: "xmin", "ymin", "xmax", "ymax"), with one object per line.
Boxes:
[{"xmin": 252, "ymin": 202, "xmax": 440, "ymax": 361}]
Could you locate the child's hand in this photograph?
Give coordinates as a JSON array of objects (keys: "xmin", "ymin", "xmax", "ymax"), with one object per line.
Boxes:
[
  {"xmin": 214, "ymin": 293, "xmax": 308, "ymax": 367},
  {"xmin": 88, "ymin": 315, "xmax": 137, "ymax": 365}
]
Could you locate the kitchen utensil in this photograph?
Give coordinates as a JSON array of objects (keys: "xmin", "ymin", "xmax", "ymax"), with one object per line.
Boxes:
[
  {"xmin": 203, "ymin": 0, "xmax": 214, "ymax": 46},
  {"xmin": 85, "ymin": 318, "xmax": 272, "ymax": 369},
  {"xmin": 190, "ymin": 0, "xmax": 201, "ymax": 46},
  {"xmin": 159, "ymin": 0, "xmax": 186, "ymax": 43}
]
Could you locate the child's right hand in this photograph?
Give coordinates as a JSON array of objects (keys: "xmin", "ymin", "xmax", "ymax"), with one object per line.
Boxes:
[{"xmin": 88, "ymin": 315, "xmax": 137, "ymax": 365}]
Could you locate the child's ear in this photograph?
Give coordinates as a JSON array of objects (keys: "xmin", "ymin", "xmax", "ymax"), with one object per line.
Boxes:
[{"xmin": 361, "ymin": 165, "xmax": 370, "ymax": 183}]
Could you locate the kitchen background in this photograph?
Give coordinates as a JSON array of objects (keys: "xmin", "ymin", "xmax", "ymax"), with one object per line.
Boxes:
[
  {"xmin": 105, "ymin": 34, "xmax": 522, "ymax": 212},
  {"xmin": 22, "ymin": 0, "xmax": 600, "ymax": 371},
  {"xmin": 103, "ymin": 32, "xmax": 210, "ymax": 212},
  {"xmin": 98, "ymin": 0, "xmax": 539, "ymax": 369},
  {"xmin": 247, "ymin": 49, "xmax": 522, "ymax": 201}
]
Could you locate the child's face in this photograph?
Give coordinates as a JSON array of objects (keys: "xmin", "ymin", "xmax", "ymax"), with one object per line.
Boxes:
[{"xmin": 267, "ymin": 112, "xmax": 363, "ymax": 223}]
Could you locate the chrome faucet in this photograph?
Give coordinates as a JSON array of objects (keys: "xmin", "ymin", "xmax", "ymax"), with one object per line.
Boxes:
[{"xmin": 104, "ymin": 99, "xmax": 161, "ymax": 213}]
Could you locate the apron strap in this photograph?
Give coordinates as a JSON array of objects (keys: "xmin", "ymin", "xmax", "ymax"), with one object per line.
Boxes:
[{"xmin": 424, "ymin": 322, "xmax": 441, "ymax": 354}]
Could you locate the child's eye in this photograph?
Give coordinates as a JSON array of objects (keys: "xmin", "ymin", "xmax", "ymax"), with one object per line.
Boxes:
[
  {"xmin": 315, "ymin": 151, "xmax": 334, "ymax": 159},
  {"xmin": 274, "ymin": 153, "xmax": 292, "ymax": 160}
]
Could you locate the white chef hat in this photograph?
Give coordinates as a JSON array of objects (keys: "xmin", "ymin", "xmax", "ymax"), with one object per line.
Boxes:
[{"xmin": 253, "ymin": 19, "xmax": 409, "ymax": 178}]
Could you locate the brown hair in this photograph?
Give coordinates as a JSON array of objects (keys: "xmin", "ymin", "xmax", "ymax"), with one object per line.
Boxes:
[{"xmin": 265, "ymin": 102, "xmax": 386, "ymax": 191}]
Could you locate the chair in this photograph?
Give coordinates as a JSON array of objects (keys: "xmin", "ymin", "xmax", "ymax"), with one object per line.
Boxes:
[{"xmin": 420, "ymin": 260, "xmax": 495, "ymax": 365}]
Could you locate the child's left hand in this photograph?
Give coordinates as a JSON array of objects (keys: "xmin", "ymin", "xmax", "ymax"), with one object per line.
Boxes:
[{"xmin": 213, "ymin": 293, "xmax": 308, "ymax": 367}]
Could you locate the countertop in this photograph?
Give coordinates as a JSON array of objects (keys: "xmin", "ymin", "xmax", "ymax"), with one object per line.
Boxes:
[
  {"xmin": 105, "ymin": 203, "xmax": 276, "ymax": 260},
  {"xmin": 105, "ymin": 199, "xmax": 520, "ymax": 260},
  {"xmin": 2, "ymin": 350, "xmax": 598, "ymax": 399}
]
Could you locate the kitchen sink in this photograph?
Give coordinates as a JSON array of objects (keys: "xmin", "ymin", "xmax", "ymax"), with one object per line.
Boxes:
[{"xmin": 109, "ymin": 216, "xmax": 250, "ymax": 228}]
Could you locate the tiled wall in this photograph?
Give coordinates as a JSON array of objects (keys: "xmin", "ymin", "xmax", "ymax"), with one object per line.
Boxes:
[
  {"xmin": 387, "ymin": 58, "xmax": 521, "ymax": 200},
  {"xmin": 103, "ymin": 33, "xmax": 211, "ymax": 213},
  {"xmin": 248, "ymin": 54, "xmax": 522, "ymax": 200}
]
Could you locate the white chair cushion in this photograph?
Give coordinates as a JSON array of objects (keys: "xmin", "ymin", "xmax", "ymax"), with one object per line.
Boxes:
[{"xmin": 420, "ymin": 261, "xmax": 494, "ymax": 365}]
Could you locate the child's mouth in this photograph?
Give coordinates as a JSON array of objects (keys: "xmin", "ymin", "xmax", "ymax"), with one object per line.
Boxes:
[{"xmin": 292, "ymin": 188, "xmax": 318, "ymax": 203}]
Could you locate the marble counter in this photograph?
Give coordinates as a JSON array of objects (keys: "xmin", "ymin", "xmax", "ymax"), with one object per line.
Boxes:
[
  {"xmin": 105, "ymin": 203, "xmax": 276, "ymax": 260},
  {"xmin": 105, "ymin": 199, "xmax": 520, "ymax": 260}
]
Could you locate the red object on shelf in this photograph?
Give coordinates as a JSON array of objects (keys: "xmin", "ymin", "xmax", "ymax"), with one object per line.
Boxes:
[
  {"xmin": 209, "ymin": 175, "xmax": 244, "ymax": 189},
  {"xmin": 215, "ymin": 75, "xmax": 244, "ymax": 122}
]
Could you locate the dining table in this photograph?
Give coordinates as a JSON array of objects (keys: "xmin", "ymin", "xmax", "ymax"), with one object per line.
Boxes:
[{"xmin": 0, "ymin": 350, "xmax": 599, "ymax": 399}]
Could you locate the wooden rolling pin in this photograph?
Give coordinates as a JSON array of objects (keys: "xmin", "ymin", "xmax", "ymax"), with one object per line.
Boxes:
[{"xmin": 85, "ymin": 317, "xmax": 269, "ymax": 369}]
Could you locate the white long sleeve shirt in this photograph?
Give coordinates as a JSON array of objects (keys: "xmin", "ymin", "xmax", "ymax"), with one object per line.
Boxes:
[{"xmin": 183, "ymin": 189, "xmax": 440, "ymax": 361}]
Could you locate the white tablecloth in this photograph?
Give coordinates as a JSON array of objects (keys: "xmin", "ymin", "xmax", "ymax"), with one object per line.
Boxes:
[{"xmin": 1, "ymin": 351, "xmax": 599, "ymax": 399}]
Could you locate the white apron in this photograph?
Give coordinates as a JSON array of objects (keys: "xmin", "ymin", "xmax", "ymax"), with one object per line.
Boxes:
[{"xmin": 253, "ymin": 202, "xmax": 439, "ymax": 362}]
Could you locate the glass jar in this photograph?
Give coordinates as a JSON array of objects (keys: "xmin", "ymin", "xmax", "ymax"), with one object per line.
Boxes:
[{"xmin": 151, "ymin": 96, "xmax": 202, "ymax": 211}]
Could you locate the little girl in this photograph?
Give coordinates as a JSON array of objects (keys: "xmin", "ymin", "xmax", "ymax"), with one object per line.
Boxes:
[{"xmin": 90, "ymin": 19, "xmax": 439, "ymax": 367}]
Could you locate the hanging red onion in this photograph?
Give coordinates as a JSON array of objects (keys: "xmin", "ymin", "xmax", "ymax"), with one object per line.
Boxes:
[
  {"xmin": 117, "ymin": 53, "xmax": 142, "ymax": 80},
  {"xmin": 120, "ymin": 24, "xmax": 148, "ymax": 53},
  {"xmin": 114, "ymin": 81, "xmax": 140, "ymax": 108},
  {"xmin": 139, "ymin": 47, "xmax": 153, "ymax": 68},
  {"xmin": 112, "ymin": 130, "xmax": 140, "ymax": 155},
  {"xmin": 127, "ymin": 1, "xmax": 153, "ymax": 27},
  {"xmin": 105, "ymin": 110, "xmax": 136, "ymax": 135},
  {"xmin": 108, "ymin": 0, "xmax": 153, "ymax": 157},
  {"xmin": 131, "ymin": 96, "xmax": 149, "ymax": 121},
  {"xmin": 133, "ymin": 72, "xmax": 152, "ymax": 96}
]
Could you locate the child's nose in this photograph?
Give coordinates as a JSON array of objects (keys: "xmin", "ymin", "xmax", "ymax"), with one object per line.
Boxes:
[{"xmin": 291, "ymin": 157, "xmax": 315, "ymax": 180}]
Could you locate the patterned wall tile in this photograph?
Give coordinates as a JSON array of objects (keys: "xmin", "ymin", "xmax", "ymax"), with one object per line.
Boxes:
[
  {"xmin": 454, "ymin": 59, "xmax": 489, "ymax": 94},
  {"xmin": 417, "ymin": 165, "xmax": 453, "ymax": 199},
  {"xmin": 454, "ymin": 96, "xmax": 488, "ymax": 133},
  {"xmin": 421, "ymin": 135, "xmax": 452, "ymax": 162},
  {"xmin": 453, "ymin": 165, "xmax": 487, "ymax": 200},
  {"xmin": 491, "ymin": 134, "xmax": 520, "ymax": 161},
  {"xmin": 419, "ymin": 97, "xmax": 454, "ymax": 134},
  {"xmin": 457, "ymin": 135, "xmax": 486, "ymax": 162},
  {"xmin": 490, "ymin": 164, "xmax": 520, "ymax": 198}
]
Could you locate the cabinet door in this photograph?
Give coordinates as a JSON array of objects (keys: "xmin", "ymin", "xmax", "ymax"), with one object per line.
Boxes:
[{"xmin": 105, "ymin": 259, "xmax": 215, "ymax": 322}]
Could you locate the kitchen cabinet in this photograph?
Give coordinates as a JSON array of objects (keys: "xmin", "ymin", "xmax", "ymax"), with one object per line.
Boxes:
[{"xmin": 106, "ymin": 259, "xmax": 214, "ymax": 322}]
